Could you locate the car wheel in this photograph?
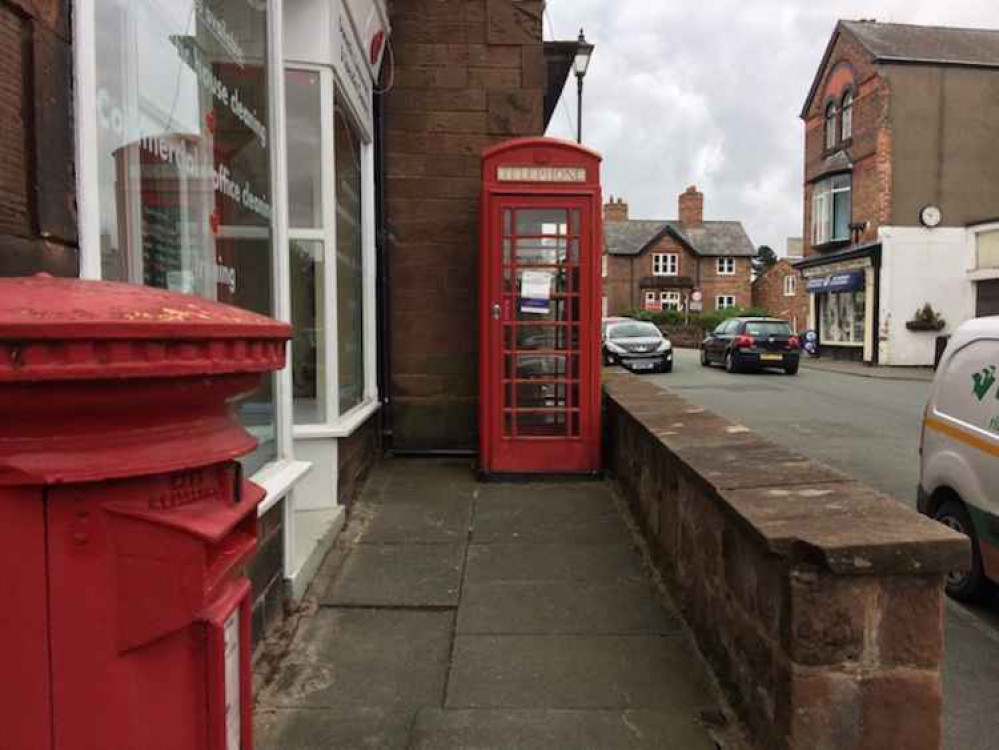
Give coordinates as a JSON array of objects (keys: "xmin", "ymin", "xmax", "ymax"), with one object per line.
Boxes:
[
  {"xmin": 700, "ymin": 348, "xmax": 710, "ymax": 367},
  {"xmin": 785, "ymin": 362, "xmax": 799, "ymax": 376},
  {"xmin": 603, "ymin": 351, "xmax": 615, "ymax": 366},
  {"xmin": 933, "ymin": 500, "xmax": 994, "ymax": 603},
  {"xmin": 725, "ymin": 351, "xmax": 739, "ymax": 374}
]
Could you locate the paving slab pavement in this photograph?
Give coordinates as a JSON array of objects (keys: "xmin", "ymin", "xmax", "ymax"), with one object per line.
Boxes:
[{"xmin": 255, "ymin": 458, "xmax": 737, "ymax": 749}]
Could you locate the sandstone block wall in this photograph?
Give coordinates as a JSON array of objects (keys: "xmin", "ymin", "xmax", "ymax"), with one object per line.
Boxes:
[{"xmin": 604, "ymin": 371, "xmax": 968, "ymax": 750}]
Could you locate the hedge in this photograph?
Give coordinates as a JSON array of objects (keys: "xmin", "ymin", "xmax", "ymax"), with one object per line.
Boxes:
[{"xmin": 622, "ymin": 306, "xmax": 772, "ymax": 332}]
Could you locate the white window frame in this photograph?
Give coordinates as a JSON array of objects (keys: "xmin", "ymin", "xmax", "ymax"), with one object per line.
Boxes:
[
  {"xmin": 652, "ymin": 253, "xmax": 678, "ymax": 276},
  {"xmin": 292, "ymin": 69, "xmax": 380, "ymax": 440},
  {"xmin": 644, "ymin": 291, "xmax": 657, "ymax": 308},
  {"xmin": 784, "ymin": 274, "xmax": 797, "ymax": 296},
  {"xmin": 602, "ymin": 254, "xmax": 608, "ymax": 278},
  {"xmin": 660, "ymin": 291, "xmax": 681, "ymax": 311},
  {"xmin": 716, "ymin": 295, "xmax": 736, "ymax": 311},
  {"xmin": 811, "ymin": 175, "xmax": 851, "ymax": 245},
  {"xmin": 717, "ymin": 257, "xmax": 735, "ymax": 275}
]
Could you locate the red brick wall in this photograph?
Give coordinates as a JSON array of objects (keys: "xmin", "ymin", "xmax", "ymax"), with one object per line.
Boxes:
[
  {"xmin": 384, "ymin": 0, "xmax": 544, "ymax": 449},
  {"xmin": 803, "ymin": 27, "xmax": 890, "ymax": 255},
  {"xmin": 699, "ymin": 256, "xmax": 753, "ymax": 311},
  {"xmin": 751, "ymin": 259, "xmax": 809, "ymax": 331},
  {"xmin": 0, "ymin": 0, "xmax": 77, "ymax": 277}
]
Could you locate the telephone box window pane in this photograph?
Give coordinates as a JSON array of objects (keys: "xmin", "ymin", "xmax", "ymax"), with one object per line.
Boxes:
[
  {"xmin": 286, "ymin": 69, "xmax": 323, "ymax": 229},
  {"xmin": 291, "ymin": 240, "xmax": 325, "ymax": 424},
  {"xmin": 507, "ymin": 382, "xmax": 570, "ymax": 409},
  {"xmin": 570, "ymin": 210, "xmax": 580, "ymax": 236},
  {"xmin": 336, "ymin": 103, "xmax": 365, "ymax": 415},
  {"xmin": 516, "ymin": 239, "xmax": 568, "ymax": 265},
  {"xmin": 517, "ymin": 411, "xmax": 569, "ymax": 437},
  {"xmin": 92, "ymin": 0, "xmax": 275, "ymax": 472},
  {"xmin": 516, "ymin": 209, "xmax": 568, "ymax": 236},
  {"xmin": 513, "ymin": 325, "xmax": 574, "ymax": 351},
  {"xmin": 503, "ymin": 209, "xmax": 512, "ymax": 236},
  {"xmin": 516, "ymin": 354, "xmax": 568, "ymax": 380},
  {"xmin": 516, "ymin": 299, "xmax": 569, "ymax": 323}
]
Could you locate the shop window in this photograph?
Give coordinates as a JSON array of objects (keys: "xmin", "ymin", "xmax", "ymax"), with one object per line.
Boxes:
[
  {"xmin": 821, "ymin": 290, "xmax": 866, "ymax": 344},
  {"xmin": 784, "ymin": 275, "xmax": 797, "ymax": 296},
  {"xmin": 717, "ymin": 257, "xmax": 735, "ymax": 275},
  {"xmin": 653, "ymin": 253, "xmax": 677, "ymax": 276},
  {"xmin": 811, "ymin": 174, "xmax": 851, "ymax": 245},
  {"xmin": 91, "ymin": 0, "xmax": 275, "ymax": 472},
  {"xmin": 336, "ymin": 103, "xmax": 365, "ymax": 415},
  {"xmin": 841, "ymin": 91, "xmax": 854, "ymax": 141},
  {"xmin": 825, "ymin": 102, "xmax": 837, "ymax": 150},
  {"xmin": 716, "ymin": 295, "xmax": 736, "ymax": 310}
]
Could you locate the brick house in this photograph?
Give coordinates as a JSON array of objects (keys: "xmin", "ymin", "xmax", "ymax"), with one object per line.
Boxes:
[
  {"xmin": 751, "ymin": 257, "xmax": 809, "ymax": 333},
  {"xmin": 799, "ymin": 20, "xmax": 999, "ymax": 365},
  {"xmin": 603, "ymin": 187, "xmax": 755, "ymax": 316}
]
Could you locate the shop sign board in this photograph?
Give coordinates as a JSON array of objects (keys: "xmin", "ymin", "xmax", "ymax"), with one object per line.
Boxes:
[
  {"xmin": 808, "ymin": 270, "xmax": 865, "ymax": 293},
  {"xmin": 334, "ymin": 2, "xmax": 375, "ymax": 135}
]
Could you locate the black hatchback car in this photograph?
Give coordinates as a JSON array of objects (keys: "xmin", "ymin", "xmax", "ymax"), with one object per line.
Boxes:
[{"xmin": 701, "ymin": 317, "xmax": 800, "ymax": 375}]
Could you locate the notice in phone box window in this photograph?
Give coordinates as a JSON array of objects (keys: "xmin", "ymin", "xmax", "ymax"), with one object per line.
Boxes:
[{"xmin": 520, "ymin": 271, "xmax": 553, "ymax": 314}]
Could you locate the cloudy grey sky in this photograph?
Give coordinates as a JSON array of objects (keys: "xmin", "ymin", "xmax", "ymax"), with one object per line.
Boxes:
[{"xmin": 544, "ymin": 0, "xmax": 997, "ymax": 255}]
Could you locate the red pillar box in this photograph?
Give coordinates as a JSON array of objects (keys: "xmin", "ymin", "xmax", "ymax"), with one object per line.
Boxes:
[{"xmin": 0, "ymin": 277, "xmax": 291, "ymax": 750}]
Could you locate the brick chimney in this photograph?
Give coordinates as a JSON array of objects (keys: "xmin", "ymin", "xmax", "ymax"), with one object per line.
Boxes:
[
  {"xmin": 604, "ymin": 195, "xmax": 629, "ymax": 222},
  {"xmin": 678, "ymin": 185, "xmax": 703, "ymax": 226}
]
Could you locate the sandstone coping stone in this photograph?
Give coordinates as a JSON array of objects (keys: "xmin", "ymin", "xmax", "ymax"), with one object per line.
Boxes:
[{"xmin": 604, "ymin": 371, "xmax": 968, "ymax": 578}]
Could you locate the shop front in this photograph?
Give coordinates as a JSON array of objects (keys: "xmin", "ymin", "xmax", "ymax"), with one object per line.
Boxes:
[
  {"xmin": 798, "ymin": 245, "xmax": 880, "ymax": 364},
  {"xmin": 72, "ymin": 0, "xmax": 389, "ymax": 625}
]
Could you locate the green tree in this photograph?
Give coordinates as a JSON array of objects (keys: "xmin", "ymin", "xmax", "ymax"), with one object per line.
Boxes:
[{"xmin": 752, "ymin": 245, "xmax": 778, "ymax": 274}]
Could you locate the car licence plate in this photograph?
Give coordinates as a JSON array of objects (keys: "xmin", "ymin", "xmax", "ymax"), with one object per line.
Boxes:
[
  {"xmin": 629, "ymin": 361, "xmax": 654, "ymax": 370},
  {"xmin": 760, "ymin": 353, "xmax": 782, "ymax": 362}
]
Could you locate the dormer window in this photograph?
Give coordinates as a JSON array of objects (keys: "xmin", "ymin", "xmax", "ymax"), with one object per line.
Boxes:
[
  {"xmin": 841, "ymin": 91, "xmax": 854, "ymax": 141},
  {"xmin": 824, "ymin": 102, "xmax": 837, "ymax": 150}
]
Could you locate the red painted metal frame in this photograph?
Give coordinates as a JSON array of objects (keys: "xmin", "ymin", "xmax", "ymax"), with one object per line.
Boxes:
[{"xmin": 479, "ymin": 137, "xmax": 603, "ymax": 474}]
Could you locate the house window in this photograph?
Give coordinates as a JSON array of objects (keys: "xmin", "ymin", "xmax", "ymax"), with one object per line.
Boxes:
[
  {"xmin": 841, "ymin": 91, "xmax": 854, "ymax": 141},
  {"xmin": 811, "ymin": 174, "xmax": 851, "ymax": 245},
  {"xmin": 717, "ymin": 257, "xmax": 735, "ymax": 275},
  {"xmin": 652, "ymin": 253, "xmax": 678, "ymax": 276},
  {"xmin": 660, "ymin": 291, "xmax": 681, "ymax": 311},
  {"xmin": 825, "ymin": 102, "xmax": 837, "ymax": 150},
  {"xmin": 784, "ymin": 274, "xmax": 797, "ymax": 296},
  {"xmin": 716, "ymin": 295, "xmax": 736, "ymax": 310},
  {"xmin": 644, "ymin": 291, "xmax": 658, "ymax": 309}
]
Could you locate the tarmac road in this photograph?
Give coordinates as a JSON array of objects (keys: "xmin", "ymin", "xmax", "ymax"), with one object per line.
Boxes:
[{"xmin": 644, "ymin": 347, "xmax": 999, "ymax": 750}]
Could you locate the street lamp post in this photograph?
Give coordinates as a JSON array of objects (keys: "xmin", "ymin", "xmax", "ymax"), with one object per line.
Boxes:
[{"xmin": 573, "ymin": 29, "xmax": 594, "ymax": 144}]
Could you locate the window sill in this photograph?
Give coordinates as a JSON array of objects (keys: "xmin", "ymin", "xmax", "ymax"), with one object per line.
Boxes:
[
  {"xmin": 811, "ymin": 239, "xmax": 851, "ymax": 253},
  {"xmin": 821, "ymin": 340, "xmax": 864, "ymax": 348},
  {"xmin": 253, "ymin": 459, "xmax": 314, "ymax": 516},
  {"xmin": 293, "ymin": 399, "xmax": 381, "ymax": 440}
]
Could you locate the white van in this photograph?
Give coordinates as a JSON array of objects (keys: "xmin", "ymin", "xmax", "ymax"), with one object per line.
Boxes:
[{"xmin": 920, "ymin": 317, "xmax": 999, "ymax": 602}]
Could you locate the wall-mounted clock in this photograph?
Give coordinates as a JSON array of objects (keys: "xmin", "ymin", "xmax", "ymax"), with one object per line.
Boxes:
[{"xmin": 920, "ymin": 205, "xmax": 942, "ymax": 228}]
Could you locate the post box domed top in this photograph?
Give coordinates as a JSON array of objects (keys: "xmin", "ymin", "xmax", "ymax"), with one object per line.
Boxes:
[
  {"xmin": 0, "ymin": 277, "xmax": 289, "ymax": 339},
  {"xmin": 0, "ymin": 277, "xmax": 290, "ymax": 382}
]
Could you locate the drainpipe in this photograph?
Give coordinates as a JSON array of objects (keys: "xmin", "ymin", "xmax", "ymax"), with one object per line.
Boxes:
[{"xmin": 374, "ymin": 76, "xmax": 393, "ymax": 450}]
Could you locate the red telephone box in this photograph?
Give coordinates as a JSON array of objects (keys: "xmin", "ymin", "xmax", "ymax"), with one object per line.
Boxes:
[{"xmin": 479, "ymin": 137, "xmax": 603, "ymax": 475}]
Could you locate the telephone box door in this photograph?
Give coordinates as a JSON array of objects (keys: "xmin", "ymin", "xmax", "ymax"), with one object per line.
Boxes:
[{"xmin": 482, "ymin": 195, "xmax": 600, "ymax": 473}]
